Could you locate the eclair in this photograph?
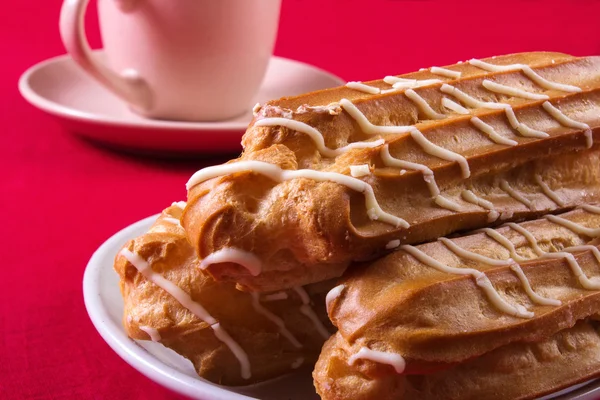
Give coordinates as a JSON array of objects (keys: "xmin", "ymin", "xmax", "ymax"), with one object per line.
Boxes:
[
  {"xmin": 314, "ymin": 204, "xmax": 600, "ymax": 398},
  {"xmin": 183, "ymin": 51, "xmax": 600, "ymax": 291},
  {"xmin": 114, "ymin": 204, "xmax": 334, "ymax": 385}
]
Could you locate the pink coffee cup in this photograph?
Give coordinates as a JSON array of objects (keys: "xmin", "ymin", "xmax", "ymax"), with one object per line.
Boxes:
[{"xmin": 60, "ymin": 0, "xmax": 282, "ymax": 121}]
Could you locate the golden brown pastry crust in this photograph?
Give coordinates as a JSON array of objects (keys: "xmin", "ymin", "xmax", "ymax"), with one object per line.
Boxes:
[
  {"xmin": 114, "ymin": 206, "xmax": 334, "ymax": 385},
  {"xmin": 314, "ymin": 320, "xmax": 600, "ymax": 400},
  {"xmin": 183, "ymin": 51, "xmax": 600, "ymax": 291},
  {"xmin": 327, "ymin": 207, "xmax": 600, "ymax": 367}
]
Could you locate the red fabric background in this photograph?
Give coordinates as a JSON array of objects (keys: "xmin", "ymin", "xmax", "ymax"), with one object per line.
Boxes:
[{"xmin": 2, "ymin": 0, "xmax": 600, "ymax": 398}]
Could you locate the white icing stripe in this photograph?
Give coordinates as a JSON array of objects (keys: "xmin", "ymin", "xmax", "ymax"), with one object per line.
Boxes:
[
  {"xmin": 200, "ymin": 248, "xmax": 262, "ymax": 276},
  {"xmin": 404, "ymin": 89, "xmax": 446, "ymax": 120},
  {"xmin": 350, "ymin": 164, "xmax": 371, "ymax": 177},
  {"xmin": 534, "ymin": 175, "xmax": 565, "ymax": 206},
  {"xmin": 480, "ymin": 228, "xmax": 527, "ymax": 262},
  {"xmin": 440, "ymin": 236, "xmax": 561, "ymax": 306},
  {"xmin": 119, "ymin": 249, "xmax": 252, "ymax": 379},
  {"xmin": 505, "ymin": 223, "xmax": 545, "ymax": 256},
  {"xmin": 482, "ymin": 80, "xmax": 549, "ymax": 100},
  {"xmin": 343, "ymin": 100, "xmax": 470, "ymax": 179},
  {"xmin": 211, "ymin": 323, "xmax": 252, "ymax": 379},
  {"xmin": 480, "ymin": 228, "xmax": 561, "ymax": 306},
  {"xmin": 291, "ymin": 357, "xmax": 304, "ymax": 369},
  {"xmin": 250, "ymin": 292, "xmax": 302, "ymax": 348},
  {"xmin": 171, "ymin": 201, "xmax": 186, "ymax": 210},
  {"xmin": 461, "ymin": 190, "xmax": 499, "ymax": 222},
  {"xmin": 409, "ymin": 129, "xmax": 470, "ymax": 179},
  {"xmin": 508, "ymin": 263, "xmax": 562, "ymax": 306},
  {"xmin": 470, "ymin": 117, "xmax": 518, "ymax": 146},
  {"xmin": 507, "ymin": 220, "xmax": 600, "ymax": 291},
  {"xmin": 540, "ymin": 252, "xmax": 600, "ymax": 290},
  {"xmin": 383, "ymin": 76, "xmax": 442, "ymax": 88},
  {"xmin": 386, "ymin": 239, "xmax": 401, "ymax": 249},
  {"xmin": 468, "ymin": 59, "xmax": 582, "ymax": 93},
  {"xmin": 326, "ymin": 284, "xmax": 345, "ymax": 312},
  {"xmin": 439, "ymin": 237, "xmax": 511, "ymax": 266},
  {"xmin": 441, "ymin": 84, "xmax": 549, "ymax": 139},
  {"xmin": 430, "ymin": 66, "xmax": 461, "ymax": 79},
  {"xmin": 500, "ymin": 180, "xmax": 534, "ymax": 210},
  {"xmin": 582, "ymin": 204, "xmax": 600, "ymax": 215},
  {"xmin": 380, "ymin": 145, "xmax": 462, "ymax": 211},
  {"xmin": 542, "ymin": 101, "xmax": 592, "ymax": 148},
  {"xmin": 120, "ymin": 249, "xmax": 217, "ymax": 324},
  {"xmin": 294, "ymin": 287, "xmax": 330, "ymax": 339},
  {"xmin": 349, "ymin": 347, "xmax": 406, "ymax": 374},
  {"xmin": 139, "ymin": 326, "xmax": 161, "ymax": 342},
  {"xmin": 442, "ymin": 97, "xmax": 469, "ymax": 114},
  {"xmin": 401, "ymin": 244, "xmax": 533, "ymax": 318},
  {"xmin": 254, "ymin": 118, "xmax": 385, "ymax": 158},
  {"xmin": 262, "ymin": 292, "xmax": 288, "ymax": 301},
  {"xmin": 162, "ymin": 217, "xmax": 181, "ymax": 226},
  {"xmin": 187, "ymin": 160, "xmax": 409, "ymax": 228},
  {"xmin": 346, "ymin": 81, "xmax": 380, "ymax": 94},
  {"xmin": 545, "ymin": 215, "xmax": 600, "ymax": 237}
]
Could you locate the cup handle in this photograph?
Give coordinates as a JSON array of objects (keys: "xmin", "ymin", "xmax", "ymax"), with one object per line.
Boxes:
[{"xmin": 59, "ymin": 0, "xmax": 152, "ymax": 111}]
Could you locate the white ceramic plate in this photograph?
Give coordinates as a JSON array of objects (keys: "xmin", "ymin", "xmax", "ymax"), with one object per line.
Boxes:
[
  {"xmin": 83, "ymin": 216, "xmax": 600, "ymax": 400},
  {"xmin": 19, "ymin": 52, "xmax": 344, "ymax": 154}
]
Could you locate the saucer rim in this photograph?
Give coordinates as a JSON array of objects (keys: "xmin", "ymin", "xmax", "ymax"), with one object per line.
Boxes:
[{"xmin": 18, "ymin": 52, "xmax": 345, "ymax": 131}]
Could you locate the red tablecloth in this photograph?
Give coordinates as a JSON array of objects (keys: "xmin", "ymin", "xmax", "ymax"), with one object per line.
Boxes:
[{"xmin": 2, "ymin": 1, "xmax": 600, "ymax": 398}]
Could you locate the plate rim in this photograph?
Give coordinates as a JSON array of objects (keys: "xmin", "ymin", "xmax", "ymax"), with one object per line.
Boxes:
[
  {"xmin": 18, "ymin": 52, "xmax": 345, "ymax": 132},
  {"xmin": 82, "ymin": 214, "xmax": 259, "ymax": 400}
]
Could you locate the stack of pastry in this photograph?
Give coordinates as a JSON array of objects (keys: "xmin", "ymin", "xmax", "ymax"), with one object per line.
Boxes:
[{"xmin": 115, "ymin": 51, "xmax": 600, "ymax": 398}]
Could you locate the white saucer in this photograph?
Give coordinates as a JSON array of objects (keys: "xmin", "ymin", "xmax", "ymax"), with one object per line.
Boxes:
[
  {"xmin": 19, "ymin": 52, "xmax": 344, "ymax": 154},
  {"xmin": 83, "ymin": 215, "xmax": 600, "ymax": 400}
]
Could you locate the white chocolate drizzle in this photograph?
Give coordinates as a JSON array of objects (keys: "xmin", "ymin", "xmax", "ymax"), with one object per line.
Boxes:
[
  {"xmin": 479, "ymin": 228, "xmax": 561, "ymax": 306},
  {"xmin": 294, "ymin": 287, "xmax": 331, "ymax": 339},
  {"xmin": 470, "ymin": 117, "xmax": 518, "ymax": 146},
  {"xmin": 350, "ymin": 164, "xmax": 371, "ymax": 177},
  {"xmin": 262, "ymin": 292, "xmax": 289, "ymax": 302},
  {"xmin": 542, "ymin": 101, "xmax": 592, "ymax": 148},
  {"xmin": 582, "ymin": 204, "xmax": 600, "ymax": 215},
  {"xmin": 187, "ymin": 160, "xmax": 409, "ymax": 228},
  {"xmin": 119, "ymin": 248, "xmax": 251, "ymax": 379},
  {"xmin": 349, "ymin": 347, "xmax": 406, "ymax": 374},
  {"xmin": 545, "ymin": 215, "xmax": 600, "ymax": 237},
  {"xmin": 468, "ymin": 59, "xmax": 582, "ymax": 93},
  {"xmin": 460, "ymin": 190, "xmax": 499, "ymax": 222},
  {"xmin": 326, "ymin": 284, "xmax": 345, "ymax": 312},
  {"xmin": 200, "ymin": 248, "xmax": 262, "ymax": 276},
  {"xmin": 441, "ymin": 84, "xmax": 549, "ymax": 139},
  {"xmin": 250, "ymin": 292, "xmax": 302, "ymax": 348},
  {"xmin": 346, "ymin": 81, "xmax": 381, "ymax": 94},
  {"xmin": 404, "ymin": 89, "xmax": 446, "ymax": 120},
  {"xmin": 380, "ymin": 145, "xmax": 462, "ymax": 212},
  {"xmin": 401, "ymin": 244, "xmax": 533, "ymax": 318},
  {"xmin": 171, "ymin": 201, "xmax": 186, "ymax": 210},
  {"xmin": 506, "ymin": 223, "xmax": 600, "ymax": 290},
  {"xmin": 386, "ymin": 239, "xmax": 401, "ymax": 249},
  {"xmin": 439, "ymin": 237, "xmax": 560, "ymax": 306},
  {"xmin": 341, "ymin": 99, "xmax": 471, "ymax": 178},
  {"xmin": 291, "ymin": 357, "xmax": 304, "ymax": 369},
  {"xmin": 482, "ymin": 79, "xmax": 549, "ymax": 100},
  {"xmin": 430, "ymin": 66, "xmax": 461, "ymax": 79},
  {"xmin": 535, "ymin": 175, "xmax": 565, "ymax": 207},
  {"xmin": 162, "ymin": 217, "xmax": 181, "ymax": 227},
  {"xmin": 254, "ymin": 118, "xmax": 385, "ymax": 158},
  {"xmin": 442, "ymin": 97, "xmax": 469, "ymax": 114},
  {"xmin": 383, "ymin": 76, "xmax": 442, "ymax": 89},
  {"xmin": 139, "ymin": 326, "xmax": 161, "ymax": 342},
  {"xmin": 500, "ymin": 179, "xmax": 534, "ymax": 210}
]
